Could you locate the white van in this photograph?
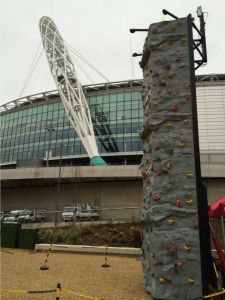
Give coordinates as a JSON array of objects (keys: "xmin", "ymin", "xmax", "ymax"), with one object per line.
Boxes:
[{"xmin": 62, "ymin": 206, "xmax": 77, "ymax": 222}]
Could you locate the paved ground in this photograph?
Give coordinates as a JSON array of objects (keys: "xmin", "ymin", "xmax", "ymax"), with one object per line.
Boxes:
[{"xmin": 1, "ymin": 248, "xmax": 152, "ymax": 300}]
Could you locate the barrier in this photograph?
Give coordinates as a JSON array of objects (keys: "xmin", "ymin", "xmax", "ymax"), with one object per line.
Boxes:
[{"xmin": 1, "ymin": 284, "xmax": 101, "ymax": 299}]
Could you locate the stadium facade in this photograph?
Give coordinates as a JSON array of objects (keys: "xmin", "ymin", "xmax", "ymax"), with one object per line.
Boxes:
[{"xmin": 1, "ymin": 75, "xmax": 225, "ymax": 218}]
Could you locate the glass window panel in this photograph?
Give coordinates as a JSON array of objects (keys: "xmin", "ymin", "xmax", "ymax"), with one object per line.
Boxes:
[
  {"xmin": 96, "ymin": 96, "xmax": 103, "ymax": 104},
  {"xmin": 132, "ymin": 91, "xmax": 140, "ymax": 100},
  {"xmin": 117, "ymin": 93, "xmax": 124, "ymax": 101},
  {"xmin": 42, "ymin": 105, "xmax": 48, "ymax": 112},
  {"xmin": 117, "ymin": 111, "xmax": 124, "ymax": 120},
  {"xmin": 32, "ymin": 107, "xmax": 38, "ymax": 114},
  {"xmin": 103, "ymin": 95, "xmax": 109, "ymax": 103},
  {"xmin": 48, "ymin": 104, "xmax": 54, "ymax": 111},
  {"xmin": 125, "ymin": 92, "xmax": 132, "ymax": 101},
  {"xmin": 110, "ymin": 94, "xmax": 117, "ymax": 102},
  {"xmin": 110, "ymin": 111, "xmax": 116, "ymax": 121},
  {"xmin": 37, "ymin": 106, "xmax": 43, "ymax": 113}
]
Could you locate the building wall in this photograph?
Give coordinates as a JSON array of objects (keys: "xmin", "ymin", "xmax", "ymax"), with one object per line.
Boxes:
[
  {"xmin": 1, "ymin": 178, "xmax": 224, "ymax": 219},
  {"xmin": 1, "ymin": 180, "xmax": 143, "ymax": 220}
]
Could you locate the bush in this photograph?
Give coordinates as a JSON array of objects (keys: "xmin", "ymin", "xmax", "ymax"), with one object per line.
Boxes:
[{"xmin": 39, "ymin": 225, "xmax": 95, "ymax": 245}]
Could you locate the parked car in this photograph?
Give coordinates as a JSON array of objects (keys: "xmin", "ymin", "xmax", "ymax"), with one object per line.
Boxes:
[
  {"xmin": 62, "ymin": 204, "xmax": 100, "ymax": 222},
  {"xmin": 3, "ymin": 210, "xmax": 25, "ymax": 222},
  {"xmin": 62, "ymin": 206, "xmax": 77, "ymax": 222},
  {"xmin": 0, "ymin": 212, "xmax": 5, "ymax": 223},
  {"xmin": 75, "ymin": 204, "xmax": 100, "ymax": 221},
  {"xmin": 19, "ymin": 209, "xmax": 47, "ymax": 223}
]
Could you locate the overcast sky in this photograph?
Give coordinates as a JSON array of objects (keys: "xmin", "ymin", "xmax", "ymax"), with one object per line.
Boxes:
[{"xmin": 1, "ymin": 0, "xmax": 225, "ymax": 105}]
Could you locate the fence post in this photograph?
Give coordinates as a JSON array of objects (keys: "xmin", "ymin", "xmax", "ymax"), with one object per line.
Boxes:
[{"xmin": 55, "ymin": 283, "xmax": 61, "ymax": 300}]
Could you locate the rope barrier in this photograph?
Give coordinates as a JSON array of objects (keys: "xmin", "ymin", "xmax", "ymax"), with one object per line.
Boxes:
[
  {"xmin": 0, "ymin": 249, "xmax": 34, "ymax": 255},
  {"xmin": 63, "ymin": 288, "xmax": 100, "ymax": 300},
  {"xmin": 1, "ymin": 285, "xmax": 101, "ymax": 299},
  {"xmin": 191, "ymin": 288, "xmax": 225, "ymax": 300},
  {"xmin": 203, "ymin": 288, "xmax": 225, "ymax": 299}
]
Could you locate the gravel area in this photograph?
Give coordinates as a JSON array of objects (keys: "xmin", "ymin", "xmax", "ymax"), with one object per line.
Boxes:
[{"xmin": 1, "ymin": 248, "xmax": 152, "ymax": 300}]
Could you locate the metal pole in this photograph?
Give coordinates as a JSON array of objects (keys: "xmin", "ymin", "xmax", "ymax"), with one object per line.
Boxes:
[
  {"xmin": 221, "ymin": 215, "xmax": 225, "ymax": 252},
  {"xmin": 55, "ymin": 144, "xmax": 63, "ymax": 227},
  {"xmin": 46, "ymin": 126, "xmax": 55, "ymax": 167}
]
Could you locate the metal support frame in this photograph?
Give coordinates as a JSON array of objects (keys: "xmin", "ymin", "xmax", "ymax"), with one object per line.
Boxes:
[
  {"xmin": 187, "ymin": 14, "xmax": 216, "ymax": 294},
  {"xmin": 131, "ymin": 8, "xmax": 207, "ymax": 71},
  {"xmin": 163, "ymin": 7, "xmax": 207, "ymax": 70}
]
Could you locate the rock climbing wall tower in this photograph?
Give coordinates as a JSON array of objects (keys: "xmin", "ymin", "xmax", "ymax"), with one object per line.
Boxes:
[{"xmin": 140, "ymin": 16, "xmax": 215, "ymax": 300}]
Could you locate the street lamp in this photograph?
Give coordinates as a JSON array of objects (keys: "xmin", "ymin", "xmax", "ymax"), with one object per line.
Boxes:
[
  {"xmin": 55, "ymin": 143, "xmax": 63, "ymax": 227},
  {"xmin": 45, "ymin": 124, "xmax": 55, "ymax": 167}
]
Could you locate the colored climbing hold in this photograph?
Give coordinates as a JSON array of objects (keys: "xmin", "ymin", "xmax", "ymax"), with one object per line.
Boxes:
[
  {"xmin": 185, "ymin": 95, "xmax": 191, "ymax": 101},
  {"xmin": 185, "ymin": 83, "xmax": 191, "ymax": 89},
  {"xmin": 170, "ymin": 26, "xmax": 176, "ymax": 32},
  {"xmin": 175, "ymin": 57, "xmax": 181, "ymax": 63},
  {"xmin": 177, "ymin": 142, "xmax": 185, "ymax": 148},
  {"xmin": 153, "ymin": 194, "xmax": 161, "ymax": 201},
  {"xmin": 175, "ymin": 199, "xmax": 183, "ymax": 208},
  {"xmin": 155, "ymin": 144, "xmax": 160, "ymax": 151},
  {"xmin": 159, "ymin": 277, "xmax": 166, "ymax": 284},
  {"xmin": 165, "ymin": 122, "xmax": 172, "ymax": 128},
  {"xmin": 167, "ymin": 245, "xmax": 177, "ymax": 254},
  {"xmin": 172, "ymin": 103, "xmax": 178, "ymax": 112},
  {"xmin": 167, "ymin": 71, "xmax": 175, "ymax": 78},
  {"xmin": 183, "ymin": 119, "xmax": 189, "ymax": 125},
  {"xmin": 152, "ymin": 101, "xmax": 159, "ymax": 107},
  {"xmin": 165, "ymin": 162, "xmax": 172, "ymax": 169},
  {"xmin": 187, "ymin": 278, "xmax": 194, "ymax": 284},
  {"xmin": 152, "ymin": 126, "xmax": 159, "ymax": 132},
  {"xmin": 176, "ymin": 261, "xmax": 183, "ymax": 267},
  {"xmin": 186, "ymin": 172, "xmax": 194, "ymax": 178},
  {"xmin": 193, "ymin": 222, "xmax": 199, "ymax": 229},
  {"xmin": 156, "ymin": 170, "xmax": 162, "ymax": 176},
  {"xmin": 186, "ymin": 198, "xmax": 193, "ymax": 205},
  {"xmin": 167, "ymin": 218, "xmax": 174, "ymax": 225},
  {"xmin": 184, "ymin": 243, "xmax": 191, "ymax": 251},
  {"xmin": 181, "ymin": 38, "xmax": 186, "ymax": 45},
  {"xmin": 157, "ymin": 45, "xmax": 164, "ymax": 51}
]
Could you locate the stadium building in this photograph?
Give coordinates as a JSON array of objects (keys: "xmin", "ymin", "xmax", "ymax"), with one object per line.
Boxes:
[{"xmin": 1, "ymin": 74, "xmax": 225, "ymax": 219}]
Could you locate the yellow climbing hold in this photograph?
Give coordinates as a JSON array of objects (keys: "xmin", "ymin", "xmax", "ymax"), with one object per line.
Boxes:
[
  {"xmin": 167, "ymin": 71, "xmax": 175, "ymax": 78},
  {"xmin": 178, "ymin": 142, "xmax": 185, "ymax": 148},
  {"xmin": 184, "ymin": 244, "xmax": 191, "ymax": 251},
  {"xmin": 185, "ymin": 83, "xmax": 191, "ymax": 89},
  {"xmin": 167, "ymin": 219, "xmax": 174, "ymax": 225},
  {"xmin": 159, "ymin": 277, "xmax": 166, "ymax": 284},
  {"xmin": 166, "ymin": 163, "xmax": 172, "ymax": 169},
  {"xmin": 186, "ymin": 198, "xmax": 193, "ymax": 205},
  {"xmin": 165, "ymin": 123, "xmax": 172, "ymax": 128},
  {"xmin": 186, "ymin": 172, "xmax": 194, "ymax": 178},
  {"xmin": 183, "ymin": 119, "xmax": 189, "ymax": 125},
  {"xmin": 188, "ymin": 278, "xmax": 195, "ymax": 284}
]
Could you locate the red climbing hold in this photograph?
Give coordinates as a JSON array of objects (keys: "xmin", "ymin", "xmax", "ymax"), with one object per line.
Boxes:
[
  {"xmin": 175, "ymin": 199, "xmax": 183, "ymax": 208},
  {"xmin": 153, "ymin": 194, "xmax": 161, "ymax": 201},
  {"xmin": 172, "ymin": 103, "xmax": 178, "ymax": 112}
]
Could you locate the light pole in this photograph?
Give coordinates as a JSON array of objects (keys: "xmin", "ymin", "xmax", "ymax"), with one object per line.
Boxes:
[
  {"xmin": 45, "ymin": 125, "xmax": 55, "ymax": 167},
  {"xmin": 55, "ymin": 143, "xmax": 63, "ymax": 227}
]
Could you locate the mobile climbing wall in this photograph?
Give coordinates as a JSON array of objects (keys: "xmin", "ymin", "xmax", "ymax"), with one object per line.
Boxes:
[{"xmin": 140, "ymin": 16, "xmax": 213, "ymax": 300}]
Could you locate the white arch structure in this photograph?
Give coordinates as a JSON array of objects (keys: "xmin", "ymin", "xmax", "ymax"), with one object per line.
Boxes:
[{"xmin": 39, "ymin": 16, "xmax": 106, "ymax": 165}]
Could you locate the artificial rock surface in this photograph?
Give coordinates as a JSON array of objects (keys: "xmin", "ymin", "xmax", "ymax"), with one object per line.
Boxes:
[{"xmin": 140, "ymin": 18, "xmax": 203, "ymax": 300}]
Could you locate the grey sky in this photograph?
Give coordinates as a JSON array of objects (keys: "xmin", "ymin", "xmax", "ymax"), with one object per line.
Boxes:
[{"xmin": 1, "ymin": 0, "xmax": 225, "ymax": 105}]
